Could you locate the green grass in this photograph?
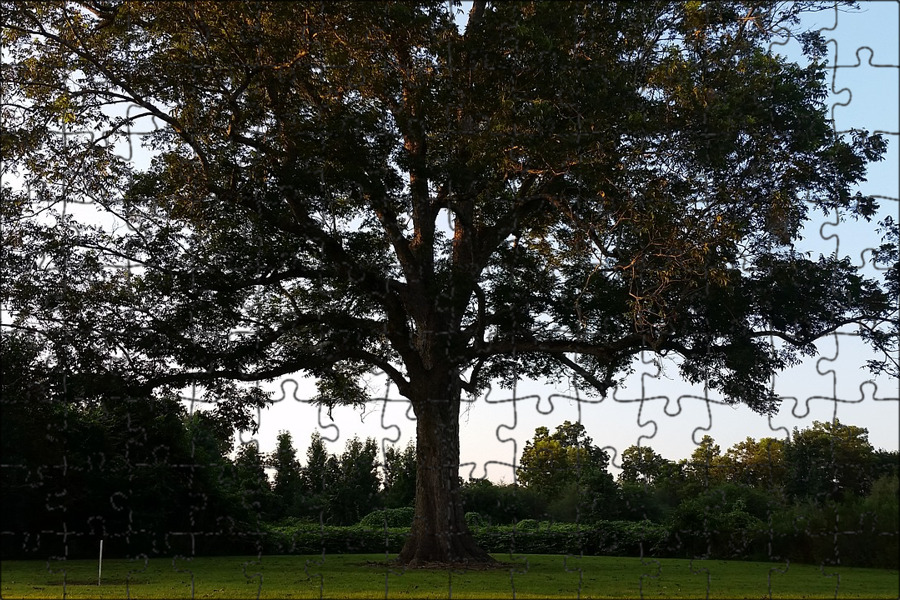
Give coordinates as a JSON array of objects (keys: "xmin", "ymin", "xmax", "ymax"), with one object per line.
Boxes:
[{"xmin": 2, "ymin": 554, "xmax": 897, "ymax": 599}]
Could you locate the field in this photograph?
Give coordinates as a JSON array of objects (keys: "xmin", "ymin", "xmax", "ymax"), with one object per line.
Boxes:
[{"xmin": 2, "ymin": 554, "xmax": 898, "ymax": 599}]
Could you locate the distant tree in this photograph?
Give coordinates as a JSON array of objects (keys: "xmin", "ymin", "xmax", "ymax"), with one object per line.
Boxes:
[
  {"xmin": 4, "ymin": 1, "xmax": 895, "ymax": 564},
  {"xmin": 291, "ymin": 431, "xmax": 332, "ymax": 522},
  {"xmin": 268, "ymin": 431, "xmax": 303, "ymax": 520},
  {"xmin": 329, "ymin": 437, "xmax": 381, "ymax": 525},
  {"xmin": 720, "ymin": 436, "xmax": 787, "ymax": 489},
  {"xmin": 686, "ymin": 435, "xmax": 727, "ymax": 490},
  {"xmin": 784, "ymin": 420, "xmax": 876, "ymax": 501},
  {"xmin": 619, "ymin": 445, "xmax": 668, "ymax": 486},
  {"xmin": 232, "ymin": 442, "xmax": 276, "ymax": 522},
  {"xmin": 382, "ymin": 441, "xmax": 417, "ymax": 509},
  {"xmin": 872, "ymin": 449, "xmax": 899, "ymax": 480},
  {"xmin": 518, "ymin": 421, "xmax": 616, "ymax": 521},
  {"xmin": 517, "ymin": 426, "xmax": 571, "ymax": 497},
  {"xmin": 301, "ymin": 431, "xmax": 330, "ymax": 496}
]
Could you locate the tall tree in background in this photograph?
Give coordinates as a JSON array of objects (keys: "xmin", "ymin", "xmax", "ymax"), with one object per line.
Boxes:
[
  {"xmin": 269, "ymin": 431, "xmax": 303, "ymax": 520},
  {"xmin": 382, "ymin": 441, "xmax": 417, "ymax": 509},
  {"xmin": 302, "ymin": 432, "xmax": 330, "ymax": 499},
  {"xmin": 518, "ymin": 421, "xmax": 616, "ymax": 521},
  {"xmin": 686, "ymin": 435, "xmax": 726, "ymax": 490},
  {"xmin": 619, "ymin": 446, "xmax": 669, "ymax": 486},
  {"xmin": 720, "ymin": 436, "xmax": 786, "ymax": 489},
  {"xmin": 784, "ymin": 419, "xmax": 876, "ymax": 502},
  {"xmin": 330, "ymin": 436, "xmax": 381, "ymax": 525},
  {"xmin": 233, "ymin": 442, "xmax": 276, "ymax": 522},
  {"xmin": 2, "ymin": 1, "xmax": 896, "ymax": 564}
]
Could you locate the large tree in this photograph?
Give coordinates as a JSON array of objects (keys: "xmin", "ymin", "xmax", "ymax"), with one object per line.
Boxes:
[{"xmin": 2, "ymin": 1, "xmax": 896, "ymax": 565}]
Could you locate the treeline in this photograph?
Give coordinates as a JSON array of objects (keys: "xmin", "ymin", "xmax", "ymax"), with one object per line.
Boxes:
[
  {"xmin": 459, "ymin": 421, "xmax": 898, "ymax": 568},
  {"xmin": 2, "ymin": 332, "xmax": 897, "ymax": 565},
  {"xmin": 3, "ymin": 380, "xmax": 896, "ymax": 569},
  {"xmin": 1, "ymin": 330, "xmax": 413, "ymax": 558},
  {"xmin": 242, "ymin": 430, "xmax": 416, "ymax": 525},
  {"xmin": 0, "ymin": 389, "xmax": 415, "ymax": 558},
  {"xmin": 502, "ymin": 420, "xmax": 900, "ymax": 526}
]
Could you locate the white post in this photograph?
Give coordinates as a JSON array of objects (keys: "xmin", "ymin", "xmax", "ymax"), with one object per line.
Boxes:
[{"xmin": 98, "ymin": 539, "xmax": 103, "ymax": 586}]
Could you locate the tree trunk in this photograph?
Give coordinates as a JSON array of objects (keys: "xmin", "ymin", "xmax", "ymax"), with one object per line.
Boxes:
[{"xmin": 397, "ymin": 372, "xmax": 494, "ymax": 566}]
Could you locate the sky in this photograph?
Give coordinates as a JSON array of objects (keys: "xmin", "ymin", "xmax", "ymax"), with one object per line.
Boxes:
[
  {"xmin": 236, "ymin": 1, "xmax": 899, "ymax": 481},
  {"xmin": 5, "ymin": 2, "xmax": 897, "ymax": 480}
]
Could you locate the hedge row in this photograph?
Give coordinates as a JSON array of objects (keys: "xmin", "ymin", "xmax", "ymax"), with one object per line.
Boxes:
[
  {"xmin": 260, "ymin": 520, "xmax": 668, "ymax": 557},
  {"xmin": 6, "ymin": 518, "xmax": 893, "ymax": 569},
  {"xmin": 259, "ymin": 519, "xmax": 897, "ymax": 569}
]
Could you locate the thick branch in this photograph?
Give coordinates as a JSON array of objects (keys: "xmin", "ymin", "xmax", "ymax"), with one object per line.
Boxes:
[{"xmin": 551, "ymin": 353, "xmax": 615, "ymax": 396}]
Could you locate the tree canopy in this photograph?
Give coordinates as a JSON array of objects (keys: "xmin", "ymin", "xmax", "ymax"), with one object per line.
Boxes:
[{"xmin": 2, "ymin": 1, "xmax": 895, "ymax": 564}]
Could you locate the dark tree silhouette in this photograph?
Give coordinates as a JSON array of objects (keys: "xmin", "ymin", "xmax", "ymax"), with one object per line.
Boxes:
[{"xmin": 2, "ymin": 1, "xmax": 895, "ymax": 564}]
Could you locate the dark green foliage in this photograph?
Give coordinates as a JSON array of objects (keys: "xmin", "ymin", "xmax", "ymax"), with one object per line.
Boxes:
[
  {"xmin": 517, "ymin": 422, "xmax": 618, "ymax": 523},
  {"xmin": 359, "ymin": 507, "xmax": 416, "ymax": 529},
  {"xmin": 871, "ymin": 449, "xmax": 899, "ymax": 480},
  {"xmin": 617, "ymin": 483, "xmax": 669, "ymax": 523},
  {"xmin": 262, "ymin": 523, "xmax": 408, "ymax": 555},
  {"xmin": 665, "ymin": 484, "xmax": 774, "ymax": 560},
  {"xmin": 783, "ymin": 420, "xmax": 876, "ymax": 502},
  {"xmin": 765, "ymin": 491, "xmax": 899, "ymax": 570},
  {"xmin": 297, "ymin": 431, "xmax": 338, "ymax": 522},
  {"xmin": 232, "ymin": 442, "xmax": 277, "ymax": 522},
  {"xmin": 0, "ymin": 350, "xmax": 247, "ymax": 558},
  {"xmin": 380, "ymin": 441, "xmax": 417, "ymax": 509},
  {"xmin": 268, "ymin": 431, "xmax": 304, "ymax": 520},
  {"xmin": 460, "ymin": 479, "xmax": 545, "ymax": 525},
  {"xmin": 465, "ymin": 512, "xmax": 486, "ymax": 529},
  {"xmin": 302, "ymin": 432, "xmax": 330, "ymax": 495},
  {"xmin": 329, "ymin": 437, "xmax": 381, "ymax": 526},
  {"xmin": 260, "ymin": 520, "xmax": 670, "ymax": 558}
]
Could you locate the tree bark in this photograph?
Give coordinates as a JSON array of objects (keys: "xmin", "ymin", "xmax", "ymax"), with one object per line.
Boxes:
[{"xmin": 397, "ymin": 371, "xmax": 494, "ymax": 566}]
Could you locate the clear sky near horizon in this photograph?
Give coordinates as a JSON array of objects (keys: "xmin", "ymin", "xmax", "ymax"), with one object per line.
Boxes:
[
  {"xmin": 232, "ymin": 1, "xmax": 898, "ymax": 481},
  {"xmin": 4, "ymin": 2, "xmax": 896, "ymax": 479}
]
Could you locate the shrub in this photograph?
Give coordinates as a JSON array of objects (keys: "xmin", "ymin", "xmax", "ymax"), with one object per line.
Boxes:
[
  {"xmin": 470, "ymin": 520, "xmax": 668, "ymax": 556},
  {"xmin": 263, "ymin": 523, "xmax": 407, "ymax": 554},
  {"xmin": 666, "ymin": 494, "xmax": 767, "ymax": 560},
  {"xmin": 460, "ymin": 480, "xmax": 545, "ymax": 524},
  {"xmin": 465, "ymin": 512, "xmax": 485, "ymax": 528},
  {"xmin": 358, "ymin": 507, "xmax": 415, "ymax": 528}
]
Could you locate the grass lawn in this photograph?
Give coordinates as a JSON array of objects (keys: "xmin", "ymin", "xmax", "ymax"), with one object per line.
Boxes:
[{"xmin": 2, "ymin": 554, "xmax": 897, "ymax": 599}]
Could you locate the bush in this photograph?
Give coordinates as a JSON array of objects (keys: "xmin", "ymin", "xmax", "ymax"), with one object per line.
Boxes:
[
  {"xmin": 460, "ymin": 480, "xmax": 545, "ymax": 524},
  {"xmin": 584, "ymin": 520, "xmax": 669, "ymax": 557},
  {"xmin": 263, "ymin": 523, "xmax": 407, "ymax": 554},
  {"xmin": 515, "ymin": 519, "xmax": 541, "ymax": 531},
  {"xmin": 764, "ymin": 482, "xmax": 899, "ymax": 569},
  {"xmin": 469, "ymin": 520, "xmax": 668, "ymax": 556},
  {"xmin": 258, "ymin": 520, "xmax": 670, "ymax": 557},
  {"xmin": 358, "ymin": 507, "xmax": 415, "ymax": 528},
  {"xmin": 465, "ymin": 512, "xmax": 485, "ymax": 528},
  {"xmin": 666, "ymin": 494, "xmax": 767, "ymax": 560},
  {"xmin": 254, "ymin": 510, "xmax": 889, "ymax": 568}
]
